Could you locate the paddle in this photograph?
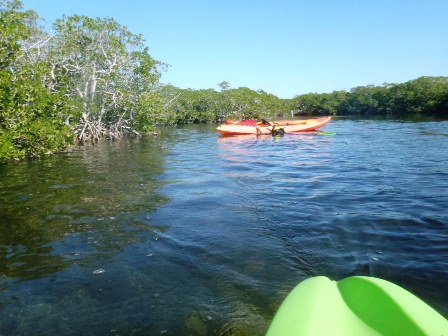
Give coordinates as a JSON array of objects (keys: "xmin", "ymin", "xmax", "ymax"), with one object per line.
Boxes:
[{"xmin": 316, "ymin": 131, "xmax": 336, "ymax": 136}]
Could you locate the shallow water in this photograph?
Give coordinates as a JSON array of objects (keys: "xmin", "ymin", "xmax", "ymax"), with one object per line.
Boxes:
[{"xmin": 0, "ymin": 118, "xmax": 447, "ymax": 335}]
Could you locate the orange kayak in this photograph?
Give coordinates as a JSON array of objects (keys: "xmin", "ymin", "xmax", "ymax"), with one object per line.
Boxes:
[{"xmin": 217, "ymin": 116, "xmax": 331, "ymax": 136}]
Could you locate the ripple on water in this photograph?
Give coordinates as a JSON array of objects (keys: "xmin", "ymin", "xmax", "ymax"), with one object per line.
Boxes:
[{"xmin": 0, "ymin": 121, "xmax": 447, "ymax": 335}]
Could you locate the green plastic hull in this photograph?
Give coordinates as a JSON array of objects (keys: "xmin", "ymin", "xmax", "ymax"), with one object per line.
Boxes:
[{"xmin": 266, "ymin": 276, "xmax": 448, "ymax": 336}]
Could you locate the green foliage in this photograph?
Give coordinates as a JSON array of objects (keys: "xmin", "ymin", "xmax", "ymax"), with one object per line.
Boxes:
[
  {"xmin": 171, "ymin": 89, "xmax": 221, "ymax": 124},
  {"xmin": 49, "ymin": 15, "xmax": 164, "ymax": 142},
  {"xmin": 293, "ymin": 77, "xmax": 448, "ymax": 117},
  {"xmin": 161, "ymin": 84, "xmax": 288, "ymax": 124},
  {"xmin": 0, "ymin": 117, "xmax": 71, "ymax": 161},
  {"xmin": 0, "ymin": 0, "xmax": 36, "ymax": 68},
  {"xmin": 134, "ymin": 92, "xmax": 165, "ymax": 133},
  {"xmin": 0, "ymin": 0, "xmax": 73, "ymax": 163},
  {"xmin": 0, "ymin": 61, "xmax": 74, "ymax": 162},
  {"xmin": 390, "ymin": 77, "xmax": 448, "ymax": 116},
  {"xmin": 294, "ymin": 92, "xmax": 345, "ymax": 116}
]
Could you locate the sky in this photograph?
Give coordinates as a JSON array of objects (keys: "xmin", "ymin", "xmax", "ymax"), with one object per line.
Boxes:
[{"xmin": 20, "ymin": 0, "xmax": 448, "ymax": 98}]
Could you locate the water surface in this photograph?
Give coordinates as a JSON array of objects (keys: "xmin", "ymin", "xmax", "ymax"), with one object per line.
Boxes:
[{"xmin": 1, "ymin": 119, "xmax": 447, "ymax": 335}]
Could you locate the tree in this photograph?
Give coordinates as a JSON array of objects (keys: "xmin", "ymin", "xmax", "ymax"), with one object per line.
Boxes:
[
  {"xmin": 0, "ymin": 0, "xmax": 73, "ymax": 162},
  {"xmin": 48, "ymin": 15, "xmax": 165, "ymax": 142},
  {"xmin": 218, "ymin": 87, "xmax": 283, "ymax": 120},
  {"xmin": 218, "ymin": 81, "xmax": 230, "ymax": 91},
  {"xmin": 402, "ymin": 77, "xmax": 448, "ymax": 116}
]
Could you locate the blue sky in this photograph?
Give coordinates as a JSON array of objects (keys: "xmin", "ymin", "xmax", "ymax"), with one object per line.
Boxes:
[{"xmin": 21, "ymin": 0, "xmax": 448, "ymax": 98}]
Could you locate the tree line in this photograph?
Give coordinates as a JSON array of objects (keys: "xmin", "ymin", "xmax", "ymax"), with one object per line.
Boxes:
[
  {"xmin": 294, "ymin": 76, "xmax": 448, "ymax": 117},
  {"xmin": 1, "ymin": 0, "xmax": 447, "ymax": 162}
]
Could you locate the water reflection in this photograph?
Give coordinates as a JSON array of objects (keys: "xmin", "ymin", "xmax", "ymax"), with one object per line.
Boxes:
[
  {"xmin": 0, "ymin": 210, "xmax": 69, "ymax": 279},
  {"xmin": 0, "ymin": 138, "xmax": 169, "ymax": 283}
]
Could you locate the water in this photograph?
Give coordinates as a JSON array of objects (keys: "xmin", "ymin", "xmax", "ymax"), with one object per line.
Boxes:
[{"xmin": 0, "ymin": 119, "xmax": 447, "ymax": 335}]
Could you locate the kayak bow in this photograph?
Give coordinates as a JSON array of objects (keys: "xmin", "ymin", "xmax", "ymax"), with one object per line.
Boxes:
[{"xmin": 266, "ymin": 276, "xmax": 448, "ymax": 336}]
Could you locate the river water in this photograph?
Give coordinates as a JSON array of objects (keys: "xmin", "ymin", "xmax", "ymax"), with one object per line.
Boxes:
[{"xmin": 0, "ymin": 118, "xmax": 447, "ymax": 335}]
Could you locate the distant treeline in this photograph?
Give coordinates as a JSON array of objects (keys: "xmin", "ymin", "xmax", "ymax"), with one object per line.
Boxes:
[
  {"xmin": 1, "ymin": 0, "xmax": 448, "ymax": 162},
  {"xmin": 159, "ymin": 76, "xmax": 448, "ymax": 122},
  {"xmin": 294, "ymin": 76, "xmax": 448, "ymax": 117}
]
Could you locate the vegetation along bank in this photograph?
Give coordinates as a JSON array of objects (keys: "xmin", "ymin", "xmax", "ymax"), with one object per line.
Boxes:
[{"xmin": 1, "ymin": 0, "xmax": 448, "ymax": 162}]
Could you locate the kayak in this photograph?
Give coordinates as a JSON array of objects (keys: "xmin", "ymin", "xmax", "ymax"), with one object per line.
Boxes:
[
  {"xmin": 266, "ymin": 276, "xmax": 448, "ymax": 336},
  {"xmin": 216, "ymin": 116, "xmax": 331, "ymax": 136},
  {"xmin": 272, "ymin": 118, "xmax": 330, "ymax": 126}
]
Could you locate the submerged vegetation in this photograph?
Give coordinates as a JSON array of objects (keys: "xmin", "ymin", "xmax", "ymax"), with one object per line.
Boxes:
[{"xmin": 1, "ymin": 0, "xmax": 448, "ymax": 162}]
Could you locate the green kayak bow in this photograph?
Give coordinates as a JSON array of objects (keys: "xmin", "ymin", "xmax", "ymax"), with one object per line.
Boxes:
[{"xmin": 266, "ymin": 276, "xmax": 448, "ymax": 336}]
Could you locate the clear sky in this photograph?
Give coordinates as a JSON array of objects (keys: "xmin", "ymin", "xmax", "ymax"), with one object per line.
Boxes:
[{"xmin": 20, "ymin": 0, "xmax": 448, "ymax": 98}]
